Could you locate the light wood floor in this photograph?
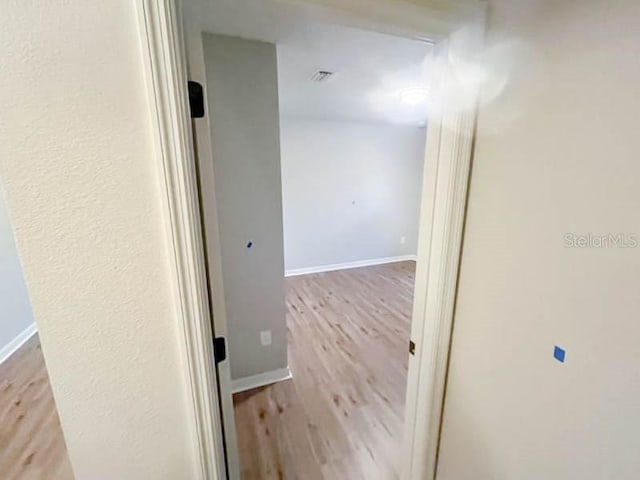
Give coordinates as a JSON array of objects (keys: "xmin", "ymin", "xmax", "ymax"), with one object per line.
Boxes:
[
  {"xmin": 0, "ymin": 335, "xmax": 73, "ymax": 480},
  {"xmin": 0, "ymin": 262, "xmax": 414, "ymax": 480},
  {"xmin": 233, "ymin": 261, "xmax": 415, "ymax": 480}
]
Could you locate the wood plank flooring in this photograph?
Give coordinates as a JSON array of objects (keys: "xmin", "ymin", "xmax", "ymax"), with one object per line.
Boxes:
[
  {"xmin": 233, "ymin": 261, "xmax": 415, "ymax": 480},
  {"xmin": 0, "ymin": 261, "xmax": 414, "ymax": 480},
  {"xmin": 0, "ymin": 335, "xmax": 73, "ymax": 480}
]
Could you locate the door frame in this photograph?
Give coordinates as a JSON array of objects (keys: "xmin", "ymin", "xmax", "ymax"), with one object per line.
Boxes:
[
  {"xmin": 135, "ymin": 1, "xmax": 486, "ymax": 479},
  {"xmin": 135, "ymin": 1, "xmax": 228, "ymax": 479}
]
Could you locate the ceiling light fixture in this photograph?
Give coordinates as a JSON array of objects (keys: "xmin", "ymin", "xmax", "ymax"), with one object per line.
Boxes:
[{"xmin": 399, "ymin": 87, "xmax": 430, "ymax": 106}]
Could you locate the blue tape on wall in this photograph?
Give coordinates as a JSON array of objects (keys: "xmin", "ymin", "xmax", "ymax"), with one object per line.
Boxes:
[{"xmin": 554, "ymin": 346, "xmax": 566, "ymax": 363}]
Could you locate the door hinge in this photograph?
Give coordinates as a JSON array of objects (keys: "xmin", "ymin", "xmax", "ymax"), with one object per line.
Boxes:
[
  {"xmin": 213, "ymin": 337, "xmax": 227, "ymax": 364},
  {"xmin": 409, "ymin": 340, "xmax": 416, "ymax": 356},
  {"xmin": 188, "ymin": 81, "xmax": 205, "ymax": 118}
]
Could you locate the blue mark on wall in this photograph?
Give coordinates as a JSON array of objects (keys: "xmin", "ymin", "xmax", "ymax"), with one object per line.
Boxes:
[{"xmin": 554, "ymin": 346, "xmax": 566, "ymax": 363}]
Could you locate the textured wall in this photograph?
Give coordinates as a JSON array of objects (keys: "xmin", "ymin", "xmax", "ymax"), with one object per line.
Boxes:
[
  {"xmin": 438, "ymin": 1, "xmax": 640, "ymax": 479},
  {"xmin": 0, "ymin": 1, "xmax": 196, "ymax": 478},
  {"xmin": 280, "ymin": 118, "xmax": 425, "ymax": 271}
]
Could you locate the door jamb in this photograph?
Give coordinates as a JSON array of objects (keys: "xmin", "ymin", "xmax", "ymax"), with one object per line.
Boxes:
[
  {"xmin": 136, "ymin": 1, "xmax": 486, "ymax": 479},
  {"xmin": 403, "ymin": 63, "xmax": 480, "ymax": 479},
  {"xmin": 135, "ymin": 1, "xmax": 227, "ymax": 479}
]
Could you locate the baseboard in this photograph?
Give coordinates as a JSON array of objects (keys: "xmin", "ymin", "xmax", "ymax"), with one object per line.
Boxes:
[
  {"xmin": 231, "ymin": 366, "xmax": 292, "ymax": 394},
  {"xmin": 0, "ymin": 323, "xmax": 37, "ymax": 365},
  {"xmin": 285, "ymin": 254, "xmax": 418, "ymax": 277}
]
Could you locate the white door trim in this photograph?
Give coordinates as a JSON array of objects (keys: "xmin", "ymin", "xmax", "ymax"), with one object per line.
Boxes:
[
  {"xmin": 181, "ymin": 12, "xmax": 242, "ymax": 479},
  {"xmin": 135, "ymin": 1, "xmax": 226, "ymax": 479},
  {"xmin": 136, "ymin": 1, "xmax": 485, "ymax": 479},
  {"xmin": 403, "ymin": 66, "xmax": 479, "ymax": 480}
]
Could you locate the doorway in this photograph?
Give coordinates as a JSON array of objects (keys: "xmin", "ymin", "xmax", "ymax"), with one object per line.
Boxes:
[
  {"xmin": 193, "ymin": 4, "xmax": 432, "ymax": 478},
  {"xmin": 137, "ymin": 0, "xmax": 481, "ymax": 478},
  {"xmin": 242, "ymin": 22, "xmax": 431, "ymax": 478}
]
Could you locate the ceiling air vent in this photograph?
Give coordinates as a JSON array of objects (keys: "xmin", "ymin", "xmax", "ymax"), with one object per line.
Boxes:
[{"xmin": 310, "ymin": 70, "xmax": 334, "ymax": 82}]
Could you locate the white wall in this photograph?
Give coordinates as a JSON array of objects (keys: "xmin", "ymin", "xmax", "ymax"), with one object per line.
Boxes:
[
  {"xmin": 438, "ymin": 1, "xmax": 640, "ymax": 479},
  {"xmin": 0, "ymin": 184, "xmax": 35, "ymax": 361},
  {"xmin": 0, "ymin": 1, "xmax": 197, "ymax": 478},
  {"xmin": 203, "ymin": 33, "xmax": 288, "ymax": 381},
  {"xmin": 280, "ymin": 118, "xmax": 425, "ymax": 272}
]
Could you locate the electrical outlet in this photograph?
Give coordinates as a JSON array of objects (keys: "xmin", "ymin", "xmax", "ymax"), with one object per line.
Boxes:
[
  {"xmin": 260, "ymin": 330, "xmax": 272, "ymax": 346},
  {"xmin": 400, "ymin": 236, "xmax": 406, "ymax": 245}
]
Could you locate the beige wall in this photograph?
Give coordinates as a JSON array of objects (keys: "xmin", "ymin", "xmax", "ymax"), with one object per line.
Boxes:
[
  {"xmin": 202, "ymin": 33, "xmax": 288, "ymax": 381},
  {"xmin": 438, "ymin": 1, "xmax": 640, "ymax": 479},
  {"xmin": 0, "ymin": 1, "xmax": 197, "ymax": 478}
]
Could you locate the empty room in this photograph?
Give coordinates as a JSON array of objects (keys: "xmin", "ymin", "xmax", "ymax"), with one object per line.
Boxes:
[
  {"xmin": 187, "ymin": 1, "xmax": 431, "ymax": 477},
  {"xmin": 6, "ymin": 1, "xmax": 640, "ymax": 480}
]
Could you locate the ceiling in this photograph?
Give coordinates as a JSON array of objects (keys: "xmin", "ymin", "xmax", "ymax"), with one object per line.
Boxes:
[
  {"xmin": 186, "ymin": 0, "xmax": 434, "ymax": 126},
  {"xmin": 278, "ymin": 24, "xmax": 432, "ymax": 126}
]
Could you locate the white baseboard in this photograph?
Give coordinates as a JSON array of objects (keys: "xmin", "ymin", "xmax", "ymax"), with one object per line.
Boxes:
[
  {"xmin": 0, "ymin": 323, "xmax": 37, "ymax": 365},
  {"xmin": 285, "ymin": 254, "xmax": 417, "ymax": 277},
  {"xmin": 231, "ymin": 366, "xmax": 292, "ymax": 394}
]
